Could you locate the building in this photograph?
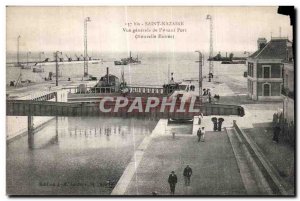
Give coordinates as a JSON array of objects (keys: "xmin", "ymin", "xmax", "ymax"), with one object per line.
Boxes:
[
  {"xmin": 247, "ymin": 37, "xmax": 292, "ymax": 101},
  {"xmin": 282, "ymin": 41, "xmax": 294, "ymax": 124}
]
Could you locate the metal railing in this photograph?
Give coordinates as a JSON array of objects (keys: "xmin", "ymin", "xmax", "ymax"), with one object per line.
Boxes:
[
  {"xmin": 63, "ymin": 86, "xmax": 169, "ymax": 95},
  {"xmin": 64, "ymin": 86, "xmax": 117, "ymax": 94}
]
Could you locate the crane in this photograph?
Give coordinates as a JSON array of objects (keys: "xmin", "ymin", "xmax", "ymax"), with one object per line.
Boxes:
[
  {"xmin": 75, "ymin": 54, "xmax": 81, "ymax": 61},
  {"xmin": 87, "ymin": 54, "xmax": 92, "ymax": 60},
  {"xmin": 58, "ymin": 55, "xmax": 64, "ymax": 62},
  {"xmin": 206, "ymin": 14, "xmax": 214, "ymax": 82},
  {"xmin": 80, "ymin": 54, "xmax": 85, "ymax": 61},
  {"xmin": 65, "ymin": 54, "xmax": 72, "ymax": 62}
]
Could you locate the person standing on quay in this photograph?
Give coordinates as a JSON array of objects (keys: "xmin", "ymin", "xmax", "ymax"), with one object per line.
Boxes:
[
  {"xmin": 168, "ymin": 171, "xmax": 177, "ymax": 195},
  {"xmin": 197, "ymin": 128, "xmax": 202, "ymax": 142},
  {"xmin": 183, "ymin": 165, "xmax": 193, "ymax": 186},
  {"xmin": 198, "ymin": 113, "xmax": 203, "ymax": 125},
  {"xmin": 201, "ymin": 127, "xmax": 206, "ymax": 142},
  {"xmin": 273, "ymin": 124, "xmax": 281, "ymax": 143}
]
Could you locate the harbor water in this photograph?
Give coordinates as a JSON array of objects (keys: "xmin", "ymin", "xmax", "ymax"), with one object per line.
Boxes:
[
  {"xmin": 6, "ymin": 51, "xmax": 247, "ymax": 86},
  {"xmin": 7, "ymin": 117, "xmax": 157, "ymax": 195}
]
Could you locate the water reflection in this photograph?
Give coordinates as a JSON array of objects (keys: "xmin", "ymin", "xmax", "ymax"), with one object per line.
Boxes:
[{"xmin": 7, "ymin": 116, "xmax": 157, "ymax": 195}]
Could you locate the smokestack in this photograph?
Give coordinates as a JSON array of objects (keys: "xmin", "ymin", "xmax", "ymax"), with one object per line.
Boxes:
[
  {"xmin": 257, "ymin": 38, "xmax": 267, "ymax": 50},
  {"xmin": 226, "ymin": 52, "xmax": 227, "ymax": 58},
  {"xmin": 106, "ymin": 67, "xmax": 109, "ymax": 85}
]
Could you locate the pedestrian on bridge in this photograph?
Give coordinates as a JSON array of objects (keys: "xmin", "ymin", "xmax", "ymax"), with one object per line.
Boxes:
[
  {"xmin": 168, "ymin": 171, "xmax": 177, "ymax": 195},
  {"xmin": 183, "ymin": 165, "xmax": 193, "ymax": 186}
]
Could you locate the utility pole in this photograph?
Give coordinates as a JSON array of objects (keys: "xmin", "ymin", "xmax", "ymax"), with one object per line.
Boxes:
[
  {"xmin": 84, "ymin": 17, "xmax": 91, "ymax": 77},
  {"xmin": 17, "ymin": 35, "xmax": 21, "ymax": 67},
  {"xmin": 206, "ymin": 14, "xmax": 213, "ymax": 82},
  {"xmin": 195, "ymin": 51, "xmax": 203, "ymax": 101},
  {"xmin": 54, "ymin": 51, "xmax": 62, "ymax": 86}
]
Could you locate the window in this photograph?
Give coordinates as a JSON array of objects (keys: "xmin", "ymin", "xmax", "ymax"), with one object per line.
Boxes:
[
  {"xmin": 263, "ymin": 66, "xmax": 271, "ymax": 78},
  {"xmin": 248, "ymin": 62, "xmax": 254, "ymax": 77},
  {"xmin": 263, "ymin": 83, "xmax": 271, "ymax": 96}
]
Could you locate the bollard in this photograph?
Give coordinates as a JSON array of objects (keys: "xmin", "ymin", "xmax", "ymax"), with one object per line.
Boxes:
[{"xmin": 172, "ymin": 132, "xmax": 175, "ymax": 139}]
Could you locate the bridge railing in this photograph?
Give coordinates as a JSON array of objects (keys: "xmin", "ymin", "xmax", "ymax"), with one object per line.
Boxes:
[
  {"xmin": 63, "ymin": 86, "xmax": 117, "ymax": 94},
  {"xmin": 63, "ymin": 86, "xmax": 168, "ymax": 95},
  {"xmin": 128, "ymin": 86, "xmax": 165, "ymax": 94}
]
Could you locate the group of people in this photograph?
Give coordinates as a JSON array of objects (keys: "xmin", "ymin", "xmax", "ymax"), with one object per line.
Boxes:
[
  {"xmin": 197, "ymin": 127, "xmax": 206, "ymax": 142},
  {"xmin": 197, "ymin": 113, "xmax": 206, "ymax": 142},
  {"xmin": 203, "ymin": 88, "xmax": 213, "ymax": 103},
  {"xmin": 168, "ymin": 165, "xmax": 193, "ymax": 195},
  {"xmin": 272, "ymin": 112, "xmax": 294, "ymax": 145}
]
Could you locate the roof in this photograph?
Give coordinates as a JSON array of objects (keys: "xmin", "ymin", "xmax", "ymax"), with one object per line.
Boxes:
[{"xmin": 249, "ymin": 38, "xmax": 292, "ymax": 60}]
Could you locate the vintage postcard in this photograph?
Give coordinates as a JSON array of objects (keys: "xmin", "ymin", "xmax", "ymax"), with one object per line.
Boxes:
[{"xmin": 6, "ymin": 6, "xmax": 295, "ymax": 196}]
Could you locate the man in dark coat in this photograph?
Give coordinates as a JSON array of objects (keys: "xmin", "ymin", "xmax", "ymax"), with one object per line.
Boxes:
[
  {"xmin": 168, "ymin": 171, "xmax": 177, "ymax": 195},
  {"xmin": 197, "ymin": 128, "xmax": 202, "ymax": 142},
  {"xmin": 183, "ymin": 165, "xmax": 193, "ymax": 186},
  {"xmin": 273, "ymin": 124, "xmax": 281, "ymax": 143}
]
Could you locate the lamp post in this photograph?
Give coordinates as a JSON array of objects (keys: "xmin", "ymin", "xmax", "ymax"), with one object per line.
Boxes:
[
  {"xmin": 206, "ymin": 14, "xmax": 213, "ymax": 82},
  {"xmin": 17, "ymin": 35, "xmax": 21, "ymax": 66},
  {"xmin": 84, "ymin": 17, "xmax": 91, "ymax": 77},
  {"xmin": 26, "ymin": 51, "xmax": 31, "ymax": 67},
  {"xmin": 195, "ymin": 51, "xmax": 203, "ymax": 101},
  {"xmin": 54, "ymin": 51, "xmax": 62, "ymax": 86}
]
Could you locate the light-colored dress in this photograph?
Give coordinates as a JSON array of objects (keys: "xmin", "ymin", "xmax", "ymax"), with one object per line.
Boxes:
[{"xmin": 201, "ymin": 129, "xmax": 205, "ymax": 142}]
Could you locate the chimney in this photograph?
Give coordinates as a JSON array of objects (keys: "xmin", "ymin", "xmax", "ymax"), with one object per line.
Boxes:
[
  {"xmin": 257, "ymin": 38, "xmax": 267, "ymax": 50},
  {"xmin": 106, "ymin": 67, "xmax": 109, "ymax": 85},
  {"xmin": 226, "ymin": 52, "xmax": 227, "ymax": 58}
]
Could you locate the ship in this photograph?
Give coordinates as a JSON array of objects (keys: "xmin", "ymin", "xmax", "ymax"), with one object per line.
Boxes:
[
  {"xmin": 114, "ymin": 51, "xmax": 141, "ymax": 65},
  {"xmin": 32, "ymin": 67, "xmax": 44, "ymax": 73}
]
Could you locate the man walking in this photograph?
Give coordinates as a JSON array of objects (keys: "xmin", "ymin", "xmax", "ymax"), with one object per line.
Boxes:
[
  {"xmin": 197, "ymin": 128, "xmax": 202, "ymax": 142},
  {"xmin": 201, "ymin": 127, "xmax": 206, "ymax": 142},
  {"xmin": 168, "ymin": 171, "xmax": 177, "ymax": 195},
  {"xmin": 183, "ymin": 165, "xmax": 193, "ymax": 186}
]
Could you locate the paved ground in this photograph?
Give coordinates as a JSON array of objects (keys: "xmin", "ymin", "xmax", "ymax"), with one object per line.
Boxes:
[
  {"xmin": 243, "ymin": 125, "xmax": 295, "ymax": 194},
  {"xmin": 124, "ymin": 132, "xmax": 246, "ymax": 195},
  {"xmin": 211, "ymin": 73, "xmax": 295, "ymax": 194}
]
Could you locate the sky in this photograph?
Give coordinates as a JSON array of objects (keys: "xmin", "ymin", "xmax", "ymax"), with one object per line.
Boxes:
[{"xmin": 6, "ymin": 6, "xmax": 293, "ymax": 53}]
